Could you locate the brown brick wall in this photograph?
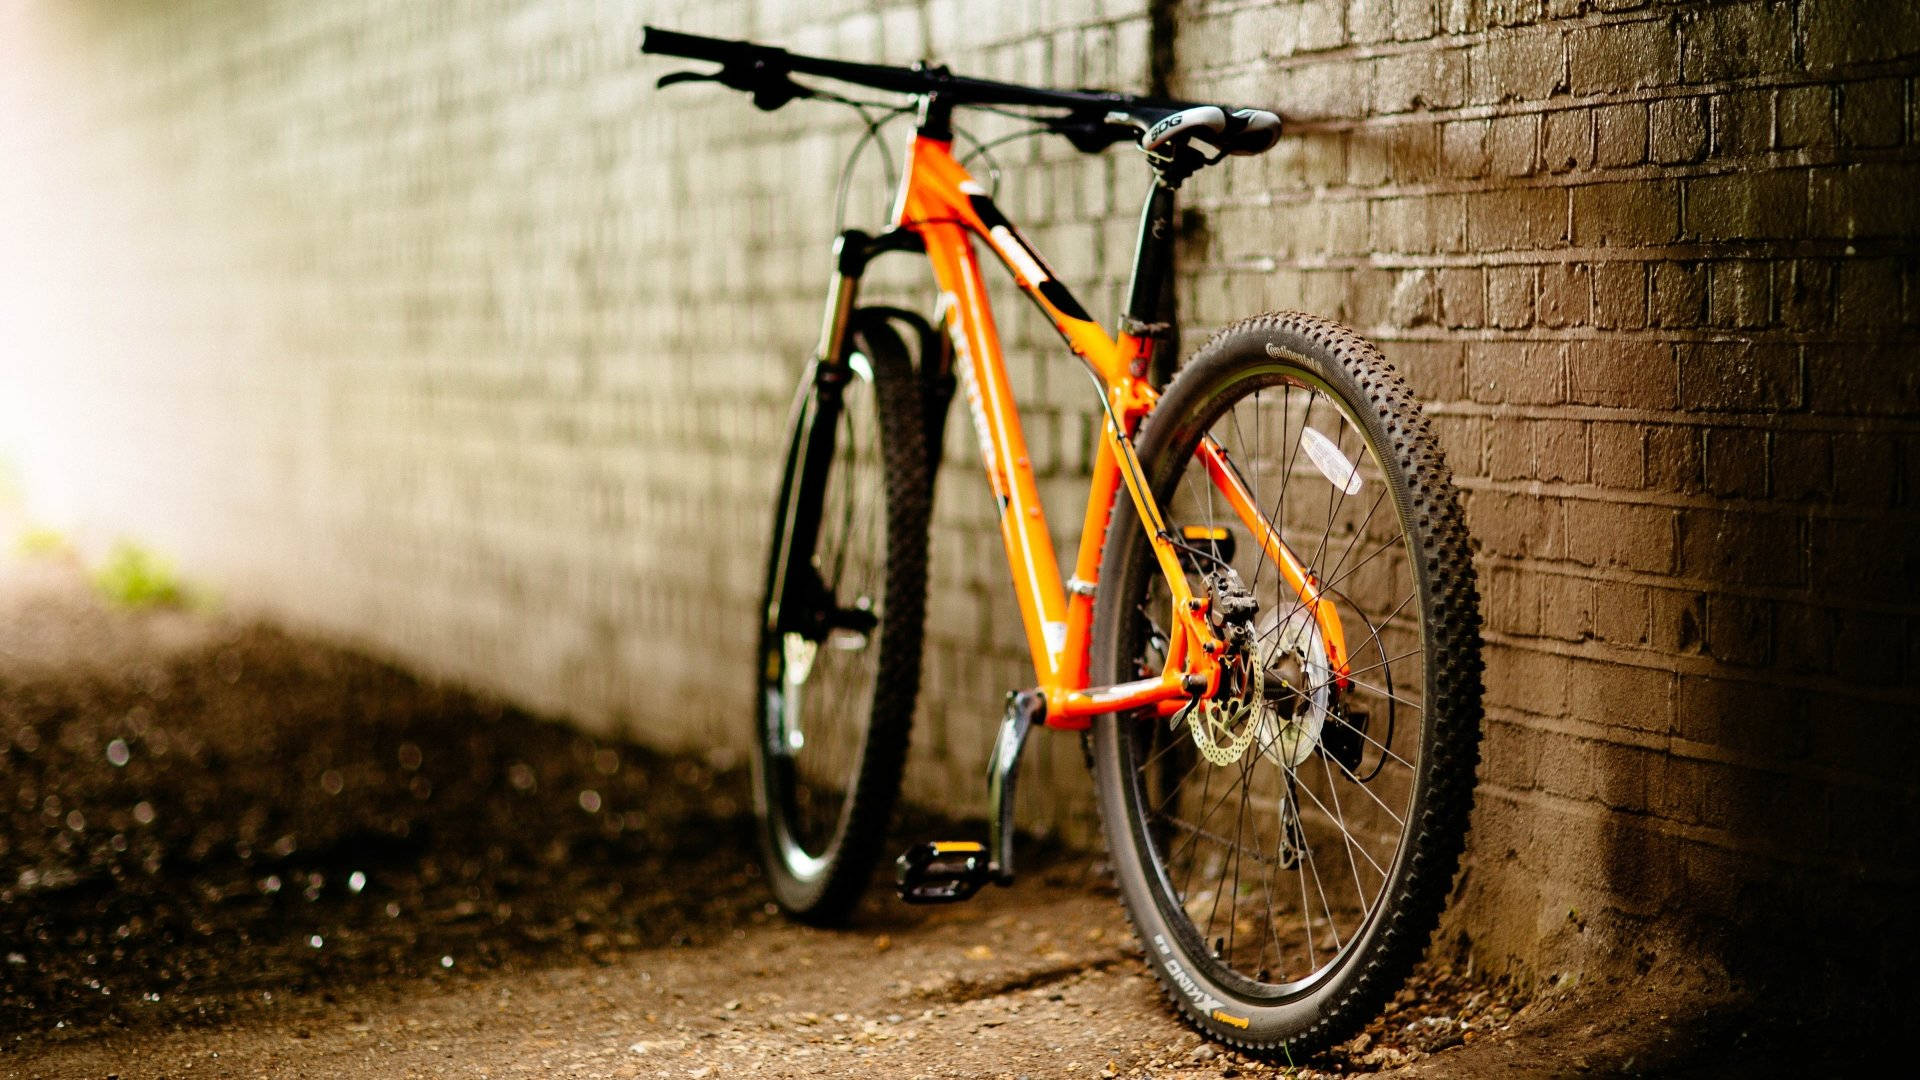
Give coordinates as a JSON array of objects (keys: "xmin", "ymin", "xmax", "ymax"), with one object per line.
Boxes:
[
  {"xmin": 1, "ymin": 0, "xmax": 1914, "ymax": 996},
  {"xmin": 1169, "ymin": 0, "xmax": 1920, "ymax": 992}
]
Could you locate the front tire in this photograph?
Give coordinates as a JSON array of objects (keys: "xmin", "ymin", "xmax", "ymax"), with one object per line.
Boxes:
[
  {"xmin": 1089, "ymin": 313, "xmax": 1483, "ymax": 1055},
  {"xmin": 752, "ymin": 318, "xmax": 930, "ymax": 923}
]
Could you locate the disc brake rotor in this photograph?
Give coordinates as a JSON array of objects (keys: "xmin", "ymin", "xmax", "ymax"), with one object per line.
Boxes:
[{"xmin": 1187, "ymin": 656, "xmax": 1264, "ymax": 767}]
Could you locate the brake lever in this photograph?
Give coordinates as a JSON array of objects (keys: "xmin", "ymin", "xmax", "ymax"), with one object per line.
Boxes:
[
  {"xmin": 654, "ymin": 63, "xmax": 812, "ymax": 111},
  {"xmin": 656, "ymin": 70, "xmax": 716, "ymax": 89}
]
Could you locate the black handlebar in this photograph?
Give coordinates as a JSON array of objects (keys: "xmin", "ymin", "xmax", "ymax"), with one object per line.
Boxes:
[
  {"xmin": 639, "ymin": 26, "xmax": 1283, "ymax": 161},
  {"xmin": 640, "ymin": 25, "xmax": 1185, "ymax": 116}
]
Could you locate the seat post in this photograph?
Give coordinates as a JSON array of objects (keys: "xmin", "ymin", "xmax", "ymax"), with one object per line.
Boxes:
[{"xmin": 1120, "ymin": 178, "xmax": 1180, "ymax": 375}]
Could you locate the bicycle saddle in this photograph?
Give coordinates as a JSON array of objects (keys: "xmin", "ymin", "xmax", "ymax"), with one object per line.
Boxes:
[{"xmin": 1140, "ymin": 105, "xmax": 1284, "ymax": 157}]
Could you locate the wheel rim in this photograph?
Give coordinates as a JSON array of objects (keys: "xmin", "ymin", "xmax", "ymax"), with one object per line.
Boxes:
[
  {"xmin": 760, "ymin": 354, "xmax": 890, "ymax": 878},
  {"xmin": 1122, "ymin": 365, "xmax": 1430, "ymax": 998}
]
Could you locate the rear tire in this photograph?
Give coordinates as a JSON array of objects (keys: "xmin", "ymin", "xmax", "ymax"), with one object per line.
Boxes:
[
  {"xmin": 752, "ymin": 317, "xmax": 930, "ymax": 923},
  {"xmin": 1089, "ymin": 313, "xmax": 1483, "ymax": 1056}
]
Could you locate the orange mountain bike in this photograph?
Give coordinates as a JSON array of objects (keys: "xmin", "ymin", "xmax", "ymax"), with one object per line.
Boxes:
[{"xmin": 644, "ymin": 28, "xmax": 1484, "ymax": 1056}]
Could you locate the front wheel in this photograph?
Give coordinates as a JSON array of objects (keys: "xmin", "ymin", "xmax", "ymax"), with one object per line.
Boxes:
[
  {"xmin": 1089, "ymin": 313, "xmax": 1483, "ymax": 1056},
  {"xmin": 752, "ymin": 317, "xmax": 930, "ymax": 923}
]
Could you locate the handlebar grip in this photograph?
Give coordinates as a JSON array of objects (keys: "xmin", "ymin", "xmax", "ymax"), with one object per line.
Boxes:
[{"xmin": 641, "ymin": 26, "xmax": 779, "ymax": 66}]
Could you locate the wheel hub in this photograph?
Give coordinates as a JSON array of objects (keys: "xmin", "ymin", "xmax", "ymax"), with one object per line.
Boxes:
[{"xmin": 1253, "ymin": 606, "xmax": 1332, "ymax": 768}]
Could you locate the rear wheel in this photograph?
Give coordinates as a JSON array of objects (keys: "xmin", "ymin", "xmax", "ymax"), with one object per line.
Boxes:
[
  {"xmin": 752, "ymin": 318, "xmax": 929, "ymax": 923},
  {"xmin": 1089, "ymin": 313, "xmax": 1483, "ymax": 1055}
]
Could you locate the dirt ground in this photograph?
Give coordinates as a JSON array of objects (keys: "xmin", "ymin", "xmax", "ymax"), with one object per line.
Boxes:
[{"xmin": 0, "ymin": 557, "xmax": 1850, "ymax": 1078}]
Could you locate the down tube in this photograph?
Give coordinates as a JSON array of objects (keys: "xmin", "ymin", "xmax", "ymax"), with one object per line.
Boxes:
[{"xmin": 920, "ymin": 223, "xmax": 1070, "ymax": 683}]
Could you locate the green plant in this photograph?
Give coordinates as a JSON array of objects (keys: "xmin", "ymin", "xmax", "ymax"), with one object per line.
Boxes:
[
  {"xmin": 93, "ymin": 541, "xmax": 186, "ymax": 609},
  {"xmin": 16, "ymin": 525, "xmax": 73, "ymax": 559}
]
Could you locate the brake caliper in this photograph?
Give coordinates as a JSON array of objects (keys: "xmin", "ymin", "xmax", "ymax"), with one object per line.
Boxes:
[{"xmin": 1180, "ymin": 567, "xmax": 1264, "ymax": 767}]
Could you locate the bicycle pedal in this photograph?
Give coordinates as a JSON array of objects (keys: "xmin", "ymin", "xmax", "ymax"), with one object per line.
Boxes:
[
  {"xmin": 895, "ymin": 841, "xmax": 991, "ymax": 904},
  {"xmin": 1176, "ymin": 525, "xmax": 1236, "ymax": 572}
]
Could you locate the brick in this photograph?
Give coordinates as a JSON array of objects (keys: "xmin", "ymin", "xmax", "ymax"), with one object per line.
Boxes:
[
  {"xmin": 1438, "ymin": 266, "xmax": 1487, "ymax": 327},
  {"xmin": 1650, "ymin": 261, "xmax": 1706, "ymax": 327},
  {"xmin": 1769, "ymin": 430, "xmax": 1831, "ymax": 501},
  {"xmin": 1589, "ymin": 422, "xmax": 1644, "ymax": 488},
  {"xmin": 1539, "ymin": 572, "xmax": 1593, "ymax": 641},
  {"xmin": 1489, "ymin": 112, "xmax": 1541, "ymax": 176},
  {"xmin": 1569, "ymin": 19, "xmax": 1679, "ymax": 95},
  {"xmin": 1685, "ymin": 170, "xmax": 1808, "ymax": 241},
  {"xmin": 1566, "ymin": 499, "xmax": 1675, "ymax": 573},
  {"xmin": 1829, "ymin": 431, "xmax": 1895, "ymax": 505},
  {"xmin": 1487, "ymin": 265, "xmax": 1537, "ymax": 328},
  {"xmin": 1777, "ymin": 85, "xmax": 1836, "ymax": 149},
  {"xmin": 1470, "ymin": 28, "xmax": 1567, "ymax": 104},
  {"xmin": 1591, "ymin": 262, "xmax": 1647, "ymax": 328},
  {"xmin": 1386, "ymin": 122, "xmax": 1442, "ymax": 184},
  {"xmin": 1773, "ymin": 602, "xmax": 1834, "ymax": 675},
  {"xmin": 1708, "ymin": 260, "xmax": 1771, "ymax": 329},
  {"xmin": 1676, "ymin": 341, "xmax": 1802, "ymax": 411},
  {"xmin": 1467, "ymin": 187, "xmax": 1569, "ymax": 250},
  {"xmin": 1808, "ymin": 163, "xmax": 1920, "ymax": 240},
  {"xmin": 1594, "ymin": 103, "xmax": 1649, "ymax": 168},
  {"xmin": 1679, "ymin": 509, "xmax": 1806, "ymax": 586},
  {"xmin": 1833, "ymin": 257, "xmax": 1905, "ymax": 331},
  {"xmin": 1442, "ymin": 118, "xmax": 1492, "ymax": 177},
  {"xmin": 1488, "ymin": 417, "xmax": 1533, "ymax": 480},
  {"xmin": 1772, "ymin": 259, "xmax": 1833, "ymax": 330},
  {"xmin": 1485, "ymin": 643, "xmax": 1570, "ymax": 716},
  {"xmin": 1593, "ymin": 741, "xmax": 1659, "ymax": 815},
  {"xmin": 1593, "ymin": 580, "xmax": 1650, "ymax": 645},
  {"xmin": 1567, "ymin": 339, "xmax": 1673, "ymax": 409},
  {"xmin": 1372, "ymin": 48, "xmax": 1468, "ymax": 113},
  {"xmin": 1387, "ymin": 268, "xmax": 1442, "ymax": 327},
  {"xmin": 1568, "ymin": 657, "xmax": 1672, "ymax": 733},
  {"xmin": 1395, "ymin": 340, "xmax": 1469, "ymax": 402},
  {"xmin": 1393, "ymin": 0, "xmax": 1440, "ymax": 41},
  {"xmin": 1803, "ymin": 1, "xmax": 1920, "ymax": 73},
  {"xmin": 1534, "ymin": 730, "xmax": 1600, "ymax": 800},
  {"xmin": 1484, "ymin": 0, "xmax": 1547, "ymax": 31},
  {"xmin": 1710, "ymin": 89, "xmax": 1774, "ymax": 160},
  {"xmin": 1705, "ymin": 592, "xmax": 1772, "ymax": 667},
  {"xmin": 1482, "ymin": 718, "xmax": 1544, "ymax": 791},
  {"xmin": 1537, "ymin": 263, "xmax": 1590, "ymax": 327},
  {"xmin": 1808, "ymin": 516, "xmax": 1912, "ymax": 596},
  {"xmin": 1651, "ymin": 588, "xmax": 1709, "ymax": 654},
  {"xmin": 1703, "ymin": 425, "xmax": 1770, "ymax": 499},
  {"xmin": 1680, "ymin": 0, "xmax": 1795, "ymax": 82},
  {"xmin": 1537, "ymin": 419, "xmax": 1587, "ymax": 482},
  {"xmin": 1571, "ymin": 180, "xmax": 1678, "ymax": 247},
  {"xmin": 1645, "ymin": 424, "xmax": 1705, "ymax": 494},
  {"xmin": 1348, "ymin": 0, "xmax": 1394, "ymax": 44},
  {"xmin": 1467, "ymin": 340, "xmax": 1567, "ymax": 404},
  {"xmin": 1470, "ymin": 489, "xmax": 1567, "ymax": 560},
  {"xmin": 1543, "ymin": 108, "xmax": 1593, "ymax": 174},
  {"xmin": 1648, "ymin": 96, "xmax": 1708, "ymax": 163},
  {"xmin": 1296, "ymin": 0, "xmax": 1350, "ymax": 53},
  {"xmin": 1488, "ymin": 564, "xmax": 1543, "ymax": 636},
  {"xmin": 1806, "ymin": 342, "xmax": 1920, "ymax": 417},
  {"xmin": 1831, "ymin": 611, "xmax": 1907, "ymax": 686}
]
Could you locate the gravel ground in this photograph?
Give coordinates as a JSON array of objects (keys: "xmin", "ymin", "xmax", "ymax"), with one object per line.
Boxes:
[{"xmin": 0, "ymin": 556, "xmax": 1840, "ymax": 1078}]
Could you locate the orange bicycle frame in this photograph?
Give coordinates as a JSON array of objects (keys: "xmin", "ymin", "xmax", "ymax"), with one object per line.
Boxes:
[{"xmin": 851, "ymin": 130, "xmax": 1349, "ymax": 729}]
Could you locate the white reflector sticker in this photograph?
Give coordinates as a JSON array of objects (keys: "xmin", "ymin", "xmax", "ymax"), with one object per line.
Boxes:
[{"xmin": 1300, "ymin": 426, "xmax": 1363, "ymax": 495}]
